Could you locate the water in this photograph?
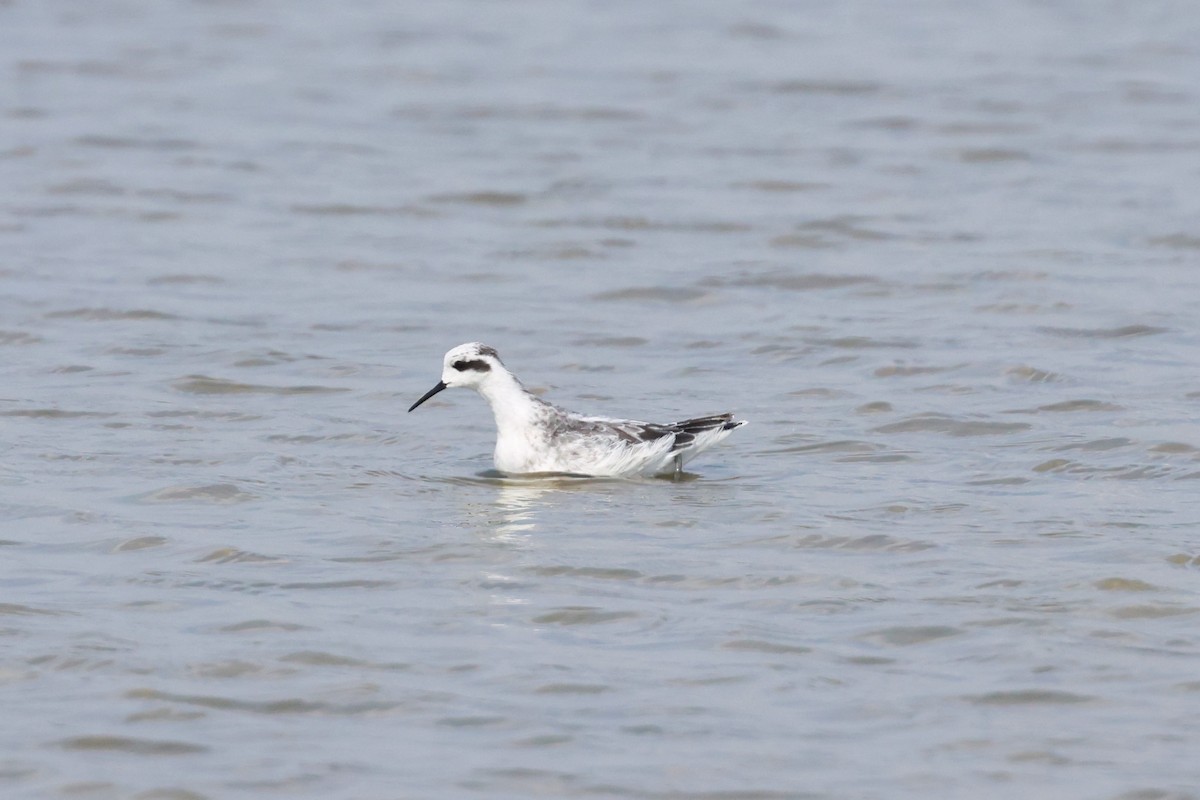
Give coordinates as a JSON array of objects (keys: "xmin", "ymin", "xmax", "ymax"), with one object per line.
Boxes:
[{"xmin": 3, "ymin": 1, "xmax": 1200, "ymax": 797}]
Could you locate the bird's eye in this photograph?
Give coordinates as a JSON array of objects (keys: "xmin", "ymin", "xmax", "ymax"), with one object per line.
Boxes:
[{"xmin": 450, "ymin": 359, "xmax": 491, "ymax": 372}]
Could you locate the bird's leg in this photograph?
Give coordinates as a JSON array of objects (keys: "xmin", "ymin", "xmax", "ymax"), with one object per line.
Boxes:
[{"xmin": 673, "ymin": 454, "xmax": 682, "ymax": 477}]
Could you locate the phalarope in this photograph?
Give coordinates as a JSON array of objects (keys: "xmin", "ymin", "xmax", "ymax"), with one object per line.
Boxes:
[{"xmin": 408, "ymin": 342, "xmax": 747, "ymax": 477}]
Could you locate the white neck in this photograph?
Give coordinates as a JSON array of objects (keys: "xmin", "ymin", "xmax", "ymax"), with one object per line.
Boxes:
[{"xmin": 477, "ymin": 369, "xmax": 542, "ymax": 433}]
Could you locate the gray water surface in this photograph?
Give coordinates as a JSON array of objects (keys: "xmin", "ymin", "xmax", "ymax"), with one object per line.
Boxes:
[{"xmin": 3, "ymin": 1, "xmax": 1200, "ymax": 798}]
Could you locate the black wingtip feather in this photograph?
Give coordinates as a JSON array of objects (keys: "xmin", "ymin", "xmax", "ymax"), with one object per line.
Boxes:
[
  {"xmin": 672, "ymin": 413, "xmax": 740, "ymax": 432},
  {"xmin": 663, "ymin": 414, "xmax": 746, "ymax": 452}
]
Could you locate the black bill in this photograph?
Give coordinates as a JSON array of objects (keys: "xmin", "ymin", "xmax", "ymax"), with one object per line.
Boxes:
[{"xmin": 408, "ymin": 380, "xmax": 447, "ymax": 412}]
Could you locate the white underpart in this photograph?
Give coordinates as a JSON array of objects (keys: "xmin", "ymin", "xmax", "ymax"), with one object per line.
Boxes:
[{"xmin": 475, "ymin": 366, "xmax": 672, "ymax": 475}]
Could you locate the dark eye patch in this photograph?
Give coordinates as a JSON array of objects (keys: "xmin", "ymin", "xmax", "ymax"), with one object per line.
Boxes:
[{"xmin": 451, "ymin": 359, "xmax": 491, "ymax": 372}]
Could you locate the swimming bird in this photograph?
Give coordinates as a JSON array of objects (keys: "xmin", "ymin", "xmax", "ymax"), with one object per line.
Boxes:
[{"xmin": 408, "ymin": 342, "xmax": 747, "ymax": 477}]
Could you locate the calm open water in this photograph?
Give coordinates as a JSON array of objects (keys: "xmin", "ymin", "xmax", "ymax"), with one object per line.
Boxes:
[{"xmin": 3, "ymin": 1, "xmax": 1200, "ymax": 798}]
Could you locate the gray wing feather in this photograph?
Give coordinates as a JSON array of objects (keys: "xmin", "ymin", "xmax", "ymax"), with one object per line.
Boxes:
[{"xmin": 590, "ymin": 413, "xmax": 742, "ymax": 452}]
